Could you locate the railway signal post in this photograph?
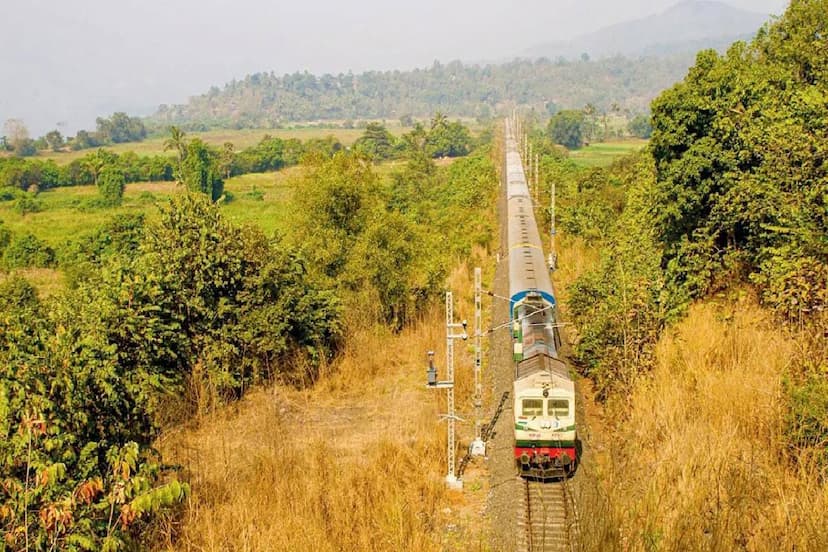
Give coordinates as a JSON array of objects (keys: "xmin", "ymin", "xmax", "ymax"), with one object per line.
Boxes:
[
  {"xmin": 425, "ymin": 291, "xmax": 467, "ymax": 489},
  {"xmin": 470, "ymin": 267, "xmax": 486, "ymax": 457}
]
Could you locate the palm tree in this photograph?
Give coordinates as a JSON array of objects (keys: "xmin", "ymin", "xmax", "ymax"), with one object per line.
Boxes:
[
  {"xmin": 430, "ymin": 111, "xmax": 448, "ymax": 131},
  {"xmin": 163, "ymin": 126, "xmax": 187, "ymax": 182}
]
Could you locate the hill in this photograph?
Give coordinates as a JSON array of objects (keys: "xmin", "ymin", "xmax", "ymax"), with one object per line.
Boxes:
[
  {"xmin": 520, "ymin": 1, "xmax": 770, "ymax": 60},
  {"xmin": 147, "ymin": 56, "xmax": 695, "ymax": 131}
]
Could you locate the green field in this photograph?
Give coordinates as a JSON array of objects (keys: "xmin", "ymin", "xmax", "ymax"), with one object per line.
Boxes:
[
  {"xmin": 0, "ymin": 169, "xmax": 301, "ymax": 250},
  {"xmin": 569, "ymin": 139, "xmax": 648, "ymax": 168},
  {"xmin": 0, "ymin": 157, "xmax": 413, "ymax": 249}
]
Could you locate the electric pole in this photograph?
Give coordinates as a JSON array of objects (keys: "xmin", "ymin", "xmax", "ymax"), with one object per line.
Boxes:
[
  {"xmin": 426, "ymin": 292, "xmax": 468, "ymax": 489},
  {"xmin": 470, "ymin": 268, "xmax": 485, "ymax": 456}
]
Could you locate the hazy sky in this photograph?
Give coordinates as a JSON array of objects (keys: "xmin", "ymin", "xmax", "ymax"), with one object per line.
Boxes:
[{"xmin": 0, "ymin": 0, "xmax": 789, "ymax": 135}]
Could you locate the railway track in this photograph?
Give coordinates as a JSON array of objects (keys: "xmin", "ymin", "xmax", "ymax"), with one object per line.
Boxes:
[{"xmin": 517, "ymin": 477, "xmax": 578, "ymax": 552}]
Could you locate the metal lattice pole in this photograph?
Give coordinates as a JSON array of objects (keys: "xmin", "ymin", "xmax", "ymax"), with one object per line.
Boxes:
[
  {"xmin": 474, "ymin": 268, "xmax": 482, "ymax": 439},
  {"xmin": 445, "ymin": 292, "xmax": 456, "ymax": 483},
  {"xmin": 550, "ymin": 172, "xmax": 557, "ymax": 271},
  {"xmin": 535, "ymin": 153, "xmax": 539, "ymax": 205}
]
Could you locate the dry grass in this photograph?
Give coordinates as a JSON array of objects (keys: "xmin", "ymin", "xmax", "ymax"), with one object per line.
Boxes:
[
  {"xmin": 0, "ymin": 268, "xmax": 64, "ymax": 297},
  {"xmin": 153, "ymin": 256, "xmax": 495, "ymax": 551},
  {"xmin": 579, "ymin": 297, "xmax": 828, "ymax": 551}
]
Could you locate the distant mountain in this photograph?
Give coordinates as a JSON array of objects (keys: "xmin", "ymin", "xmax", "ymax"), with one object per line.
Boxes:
[
  {"xmin": 146, "ymin": 1, "xmax": 775, "ymax": 131},
  {"xmin": 521, "ymin": 1, "xmax": 770, "ymax": 60}
]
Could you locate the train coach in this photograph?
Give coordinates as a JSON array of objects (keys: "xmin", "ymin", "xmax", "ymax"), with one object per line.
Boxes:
[{"xmin": 505, "ymin": 121, "xmax": 577, "ymax": 478}]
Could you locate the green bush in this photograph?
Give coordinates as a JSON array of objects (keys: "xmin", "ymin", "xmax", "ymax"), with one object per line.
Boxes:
[
  {"xmin": 14, "ymin": 194, "xmax": 42, "ymax": 215},
  {"xmin": 97, "ymin": 166, "xmax": 126, "ymax": 206},
  {"xmin": 0, "ymin": 186, "xmax": 22, "ymax": 202},
  {"xmin": 244, "ymin": 189, "xmax": 264, "ymax": 201},
  {"xmin": 2, "ymin": 233, "xmax": 56, "ymax": 269},
  {"xmin": 784, "ymin": 363, "xmax": 828, "ymax": 466}
]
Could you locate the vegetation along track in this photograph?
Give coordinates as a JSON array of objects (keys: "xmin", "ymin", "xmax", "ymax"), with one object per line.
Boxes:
[{"xmin": 518, "ymin": 477, "xmax": 578, "ymax": 552}]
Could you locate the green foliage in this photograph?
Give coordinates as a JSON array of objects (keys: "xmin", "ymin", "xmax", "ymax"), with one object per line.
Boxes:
[
  {"xmin": 95, "ymin": 112, "xmax": 147, "ymax": 144},
  {"xmin": 353, "ymin": 123, "xmax": 397, "ymax": 160},
  {"xmin": 290, "ymin": 152, "xmax": 381, "ymax": 278},
  {"xmin": 96, "ymin": 168, "xmax": 126, "ymax": 206},
  {"xmin": 548, "ymin": 110, "xmax": 586, "ymax": 149},
  {"xmin": 649, "ymin": 1, "xmax": 828, "ymax": 318},
  {"xmin": 62, "ymin": 214, "xmax": 146, "ymax": 287},
  {"xmin": 0, "ymin": 190, "xmax": 348, "ymax": 547},
  {"xmin": 2, "ymin": 233, "xmax": 56, "ymax": 269},
  {"xmin": 0, "ymin": 221, "xmax": 10, "ymax": 254},
  {"xmin": 345, "ymin": 212, "xmax": 439, "ymax": 329},
  {"xmin": 14, "ymin": 194, "xmax": 42, "ymax": 215},
  {"xmin": 627, "ymin": 114, "xmax": 653, "ymax": 138},
  {"xmin": 562, "ymin": 153, "xmax": 671, "ymax": 396},
  {"xmin": 147, "ymin": 57, "xmax": 698, "ymax": 130},
  {"xmin": 44, "ymin": 130, "xmax": 65, "ymax": 152},
  {"xmin": 72, "ymin": 129, "xmax": 104, "ymax": 150},
  {"xmin": 14, "ymin": 139, "xmax": 37, "ymax": 157},
  {"xmin": 784, "ymin": 362, "xmax": 828, "ymax": 466},
  {"xmin": 426, "ymin": 114, "xmax": 473, "ymax": 157},
  {"xmin": 179, "ymin": 139, "xmax": 224, "ymax": 201},
  {"xmin": 290, "ymin": 142, "xmax": 496, "ymax": 329},
  {"xmin": 0, "ymin": 186, "xmax": 23, "ymax": 202},
  {"xmin": 141, "ymin": 193, "xmax": 342, "ymax": 391}
]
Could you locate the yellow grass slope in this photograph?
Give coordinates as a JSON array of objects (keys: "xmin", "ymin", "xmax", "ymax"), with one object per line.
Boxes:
[{"xmin": 582, "ymin": 297, "xmax": 828, "ymax": 551}]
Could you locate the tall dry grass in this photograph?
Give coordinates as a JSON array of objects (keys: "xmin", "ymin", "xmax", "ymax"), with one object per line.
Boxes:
[
  {"xmin": 578, "ymin": 297, "xmax": 828, "ymax": 551},
  {"xmin": 152, "ymin": 255, "xmax": 495, "ymax": 551}
]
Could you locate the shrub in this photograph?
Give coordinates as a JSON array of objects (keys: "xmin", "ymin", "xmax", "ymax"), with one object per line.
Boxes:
[
  {"xmin": 244, "ymin": 189, "xmax": 264, "ymax": 201},
  {"xmin": 2, "ymin": 233, "xmax": 56, "ymax": 269},
  {"xmin": 14, "ymin": 194, "xmax": 42, "ymax": 215},
  {"xmin": 97, "ymin": 166, "xmax": 126, "ymax": 206},
  {"xmin": 784, "ymin": 363, "xmax": 828, "ymax": 466}
]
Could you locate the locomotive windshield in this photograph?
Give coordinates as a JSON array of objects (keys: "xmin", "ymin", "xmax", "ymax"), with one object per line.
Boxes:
[
  {"xmin": 548, "ymin": 399, "xmax": 569, "ymax": 418},
  {"xmin": 521, "ymin": 399, "xmax": 543, "ymax": 417}
]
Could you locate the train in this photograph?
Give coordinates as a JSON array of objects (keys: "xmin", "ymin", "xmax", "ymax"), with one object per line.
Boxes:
[{"xmin": 505, "ymin": 120, "xmax": 577, "ymax": 479}]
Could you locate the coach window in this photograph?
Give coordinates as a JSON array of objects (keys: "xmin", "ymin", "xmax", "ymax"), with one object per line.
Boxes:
[
  {"xmin": 549, "ymin": 399, "xmax": 569, "ymax": 418},
  {"xmin": 522, "ymin": 399, "xmax": 543, "ymax": 417}
]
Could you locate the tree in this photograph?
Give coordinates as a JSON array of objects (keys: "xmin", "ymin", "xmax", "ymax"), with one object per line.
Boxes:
[
  {"xmin": 97, "ymin": 167, "xmax": 126, "ymax": 205},
  {"xmin": 180, "ymin": 138, "xmax": 224, "ymax": 201},
  {"xmin": 44, "ymin": 129, "xmax": 65, "ymax": 151},
  {"xmin": 163, "ymin": 126, "xmax": 187, "ymax": 180},
  {"xmin": 82, "ymin": 148, "xmax": 119, "ymax": 185},
  {"xmin": 627, "ymin": 114, "xmax": 652, "ymax": 138},
  {"xmin": 289, "ymin": 152, "xmax": 380, "ymax": 278},
  {"xmin": 426, "ymin": 119, "xmax": 472, "ymax": 158},
  {"xmin": 3, "ymin": 119, "xmax": 28, "ymax": 149},
  {"xmin": 72, "ymin": 129, "xmax": 103, "ymax": 150},
  {"xmin": 96, "ymin": 112, "xmax": 147, "ymax": 143},
  {"xmin": 219, "ymin": 142, "xmax": 235, "ymax": 179},
  {"xmin": 353, "ymin": 123, "xmax": 396, "ymax": 160},
  {"xmin": 548, "ymin": 110, "xmax": 586, "ymax": 149},
  {"xmin": 3, "ymin": 119, "xmax": 36, "ymax": 157}
]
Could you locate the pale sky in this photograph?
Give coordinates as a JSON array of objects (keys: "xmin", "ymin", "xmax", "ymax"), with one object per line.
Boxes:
[{"xmin": 0, "ymin": 0, "xmax": 789, "ymax": 135}]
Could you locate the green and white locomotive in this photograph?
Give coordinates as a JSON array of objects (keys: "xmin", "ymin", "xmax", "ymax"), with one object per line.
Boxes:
[{"xmin": 505, "ymin": 120, "xmax": 577, "ymax": 478}]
